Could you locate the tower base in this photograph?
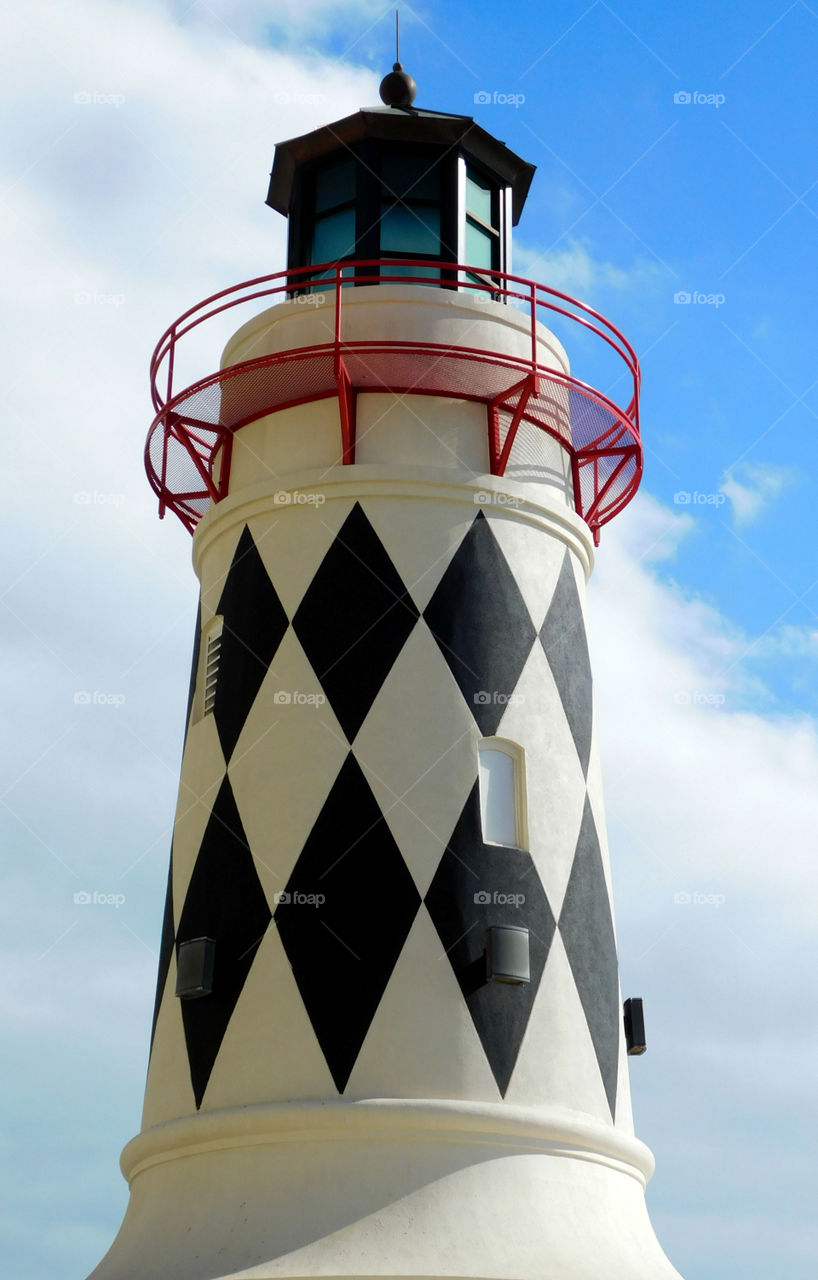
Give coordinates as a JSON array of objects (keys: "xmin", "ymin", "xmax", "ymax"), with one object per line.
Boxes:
[{"xmin": 88, "ymin": 1100, "xmax": 682, "ymax": 1280}]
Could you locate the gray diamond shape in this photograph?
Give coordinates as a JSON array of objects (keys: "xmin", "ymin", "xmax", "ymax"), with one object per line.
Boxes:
[
  {"xmin": 558, "ymin": 797, "xmax": 620, "ymax": 1117},
  {"xmin": 540, "ymin": 551, "xmax": 593, "ymax": 777}
]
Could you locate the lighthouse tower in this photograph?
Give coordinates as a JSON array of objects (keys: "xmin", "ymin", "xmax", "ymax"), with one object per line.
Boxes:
[{"xmin": 88, "ymin": 66, "xmax": 683, "ymax": 1280}]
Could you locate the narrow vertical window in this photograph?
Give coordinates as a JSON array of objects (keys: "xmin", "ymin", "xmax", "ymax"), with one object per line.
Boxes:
[
  {"xmin": 201, "ymin": 617, "xmax": 223, "ymax": 718},
  {"xmin": 478, "ymin": 739, "xmax": 527, "ymax": 849},
  {"xmin": 464, "ymin": 164, "xmax": 501, "ymax": 290}
]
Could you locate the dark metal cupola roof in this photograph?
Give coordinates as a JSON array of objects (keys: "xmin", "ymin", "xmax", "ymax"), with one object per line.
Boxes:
[{"xmin": 265, "ymin": 99, "xmax": 536, "ymax": 225}]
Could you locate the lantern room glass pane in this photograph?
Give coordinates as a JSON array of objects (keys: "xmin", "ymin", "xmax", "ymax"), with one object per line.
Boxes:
[
  {"xmin": 381, "ymin": 263, "xmax": 442, "ymax": 281},
  {"xmin": 479, "ymin": 747, "xmax": 517, "ymax": 847},
  {"xmin": 311, "ymin": 207, "xmax": 356, "ymax": 264},
  {"xmin": 380, "ymin": 203, "xmax": 441, "ymax": 255},
  {"xmin": 466, "ymin": 170, "xmax": 494, "ymax": 225},
  {"xmin": 466, "ymin": 217, "xmax": 496, "ymax": 270},
  {"xmin": 381, "ymin": 153, "xmax": 440, "ymax": 200},
  {"xmin": 314, "ymin": 158, "xmax": 356, "ymax": 213}
]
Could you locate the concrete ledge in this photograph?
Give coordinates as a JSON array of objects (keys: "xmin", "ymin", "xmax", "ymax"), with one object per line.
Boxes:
[
  {"xmin": 122, "ymin": 1097, "xmax": 653, "ymax": 1187},
  {"xmin": 192, "ymin": 467, "xmax": 595, "ymax": 581}
]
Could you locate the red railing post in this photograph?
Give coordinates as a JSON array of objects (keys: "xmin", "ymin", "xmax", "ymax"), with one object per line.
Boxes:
[
  {"xmin": 529, "ymin": 281, "xmax": 539, "ymax": 396},
  {"xmin": 333, "ymin": 264, "xmax": 343, "ymax": 378},
  {"xmin": 165, "ymin": 325, "xmax": 175, "ymax": 410}
]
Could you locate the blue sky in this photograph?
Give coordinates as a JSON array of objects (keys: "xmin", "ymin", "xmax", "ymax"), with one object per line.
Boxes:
[{"xmin": 2, "ymin": 2, "xmax": 817, "ymax": 1278}]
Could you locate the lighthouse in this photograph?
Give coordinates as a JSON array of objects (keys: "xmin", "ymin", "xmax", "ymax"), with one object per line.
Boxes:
[{"xmin": 87, "ymin": 63, "xmax": 683, "ymax": 1280}]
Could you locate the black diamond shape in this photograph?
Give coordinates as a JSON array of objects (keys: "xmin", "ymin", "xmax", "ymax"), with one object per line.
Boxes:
[
  {"xmin": 558, "ymin": 797, "xmax": 620, "ymax": 1118},
  {"xmin": 292, "ymin": 504, "xmax": 419, "ymax": 742},
  {"xmin": 424, "ymin": 782, "xmax": 556, "ymax": 1095},
  {"xmin": 423, "ymin": 511, "xmax": 536, "ymax": 735},
  {"xmin": 540, "ymin": 551, "xmax": 593, "ymax": 777},
  {"xmin": 214, "ymin": 525, "xmax": 288, "ymax": 762},
  {"xmin": 149, "ymin": 849, "xmax": 175, "ymax": 1053},
  {"xmin": 274, "ymin": 753, "xmax": 420, "ymax": 1092},
  {"xmin": 176, "ymin": 777, "xmax": 272, "ymax": 1108}
]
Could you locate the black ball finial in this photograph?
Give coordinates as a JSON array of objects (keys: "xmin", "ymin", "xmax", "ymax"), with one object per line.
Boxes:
[{"xmin": 379, "ymin": 61, "xmax": 417, "ymax": 108}]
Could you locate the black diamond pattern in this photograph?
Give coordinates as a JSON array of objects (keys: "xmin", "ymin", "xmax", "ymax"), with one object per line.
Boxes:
[
  {"xmin": 274, "ymin": 753, "xmax": 421, "ymax": 1092},
  {"xmin": 423, "ymin": 511, "xmax": 537, "ymax": 736},
  {"xmin": 292, "ymin": 504, "xmax": 419, "ymax": 743},
  {"xmin": 540, "ymin": 551, "xmax": 593, "ymax": 777},
  {"xmin": 558, "ymin": 797, "xmax": 620, "ymax": 1118},
  {"xmin": 425, "ymin": 782, "xmax": 556, "ymax": 1095},
  {"xmin": 176, "ymin": 777, "xmax": 272, "ymax": 1108},
  {"xmin": 149, "ymin": 850, "xmax": 175, "ymax": 1053},
  {"xmin": 214, "ymin": 525, "xmax": 288, "ymax": 762}
]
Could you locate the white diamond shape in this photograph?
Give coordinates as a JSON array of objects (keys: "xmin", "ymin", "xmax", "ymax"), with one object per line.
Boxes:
[
  {"xmin": 505, "ymin": 929, "xmax": 612, "ymax": 1122},
  {"xmin": 142, "ymin": 952, "xmax": 197, "ymax": 1127},
  {"xmin": 362, "ymin": 496, "xmax": 481, "ymax": 612},
  {"xmin": 228, "ymin": 628, "xmax": 350, "ymax": 903},
  {"xmin": 353, "ymin": 623, "xmax": 478, "ymax": 897},
  {"xmin": 171, "ymin": 711, "xmax": 227, "ymax": 919},
  {"xmin": 202, "ymin": 926, "xmax": 337, "ymax": 1109},
  {"xmin": 347, "ymin": 906, "xmax": 500, "ymax": 1100},
  {"xmin": 488, "ymin": 512, "xmax": 575, "ymax": 633},
  {"xmin": 496, "ymin": 641, "xmax": 588, "ymax": 920}
]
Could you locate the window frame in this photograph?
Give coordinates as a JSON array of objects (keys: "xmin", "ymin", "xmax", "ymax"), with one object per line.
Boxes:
[
  {"xmin": 477, "ymin": 737, "xmax": 529, "ymax": 851},
  {"xmin": 461, "ymin": 157, "xmax": 506, "ymax": 295}
]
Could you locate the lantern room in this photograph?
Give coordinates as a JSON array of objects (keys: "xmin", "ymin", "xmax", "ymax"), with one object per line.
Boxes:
[
  {"xmin": 146, "ymin": 69, "xmax": 642, "ymax": 544},
  {"xmin": 265, "ymin": 66, "xmax": 535, "ymax": 286}
]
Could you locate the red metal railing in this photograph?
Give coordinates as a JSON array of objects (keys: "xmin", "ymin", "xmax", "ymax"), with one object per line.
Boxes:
[{"xmin": 146, "ymin": 259, "xmax": 642, "ymax": 542}]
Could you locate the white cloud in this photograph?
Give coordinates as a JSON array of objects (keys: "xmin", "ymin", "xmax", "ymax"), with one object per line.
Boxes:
[
  {"xmin": 719, "ymin": 461, "xmax": 794, "ymax": 526},
  {"xmin": 513, "ymin": 237, "xmax": 659, "ymax": 299}
]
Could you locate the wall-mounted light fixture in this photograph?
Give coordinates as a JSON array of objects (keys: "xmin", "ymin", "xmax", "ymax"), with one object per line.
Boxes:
[
  {"xmin": 175, "ymin": 936, "xmax": 216, "ymax": 1000},
  {"xmin": 486, "ymin": 925, "xmax": 530, "ymax": 984},
  {"xmin": 624, "ymin": 997, "xmax": 646, "ymax": 1055}
]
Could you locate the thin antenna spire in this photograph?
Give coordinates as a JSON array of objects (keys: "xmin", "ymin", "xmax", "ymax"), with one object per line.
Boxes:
[{"xmin": 396, "ymin": 10, "xmax": 400, "ymax": 65}]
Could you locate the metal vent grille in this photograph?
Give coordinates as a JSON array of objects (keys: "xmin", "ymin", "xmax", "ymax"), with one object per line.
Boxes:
[{"xmin": 203, "ymin": 626, "xmax": 222, "ymax": 716}]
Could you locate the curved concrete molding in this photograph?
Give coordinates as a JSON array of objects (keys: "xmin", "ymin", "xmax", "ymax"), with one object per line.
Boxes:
[
  {"xmin": 193, "ymin": 468, "xmax": 596, "ymax": 582},
  {"xmin": 122, "ymin": 1097, "xmax": 654, "ymax": 1187},
  {"xmin": 221, "ymin": 285, "xmax": 572, "ymax": 378}
]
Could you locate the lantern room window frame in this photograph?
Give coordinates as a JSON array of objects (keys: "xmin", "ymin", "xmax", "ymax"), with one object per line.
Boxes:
[{"xmin": 287, "ymin": 142, "xmax": 509, "ymax": 290}]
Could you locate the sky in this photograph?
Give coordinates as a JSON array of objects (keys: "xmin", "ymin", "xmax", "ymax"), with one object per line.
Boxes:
[{"xmin": 2, "ymin": 1, "xmax": 817, "ymax": 1277}]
